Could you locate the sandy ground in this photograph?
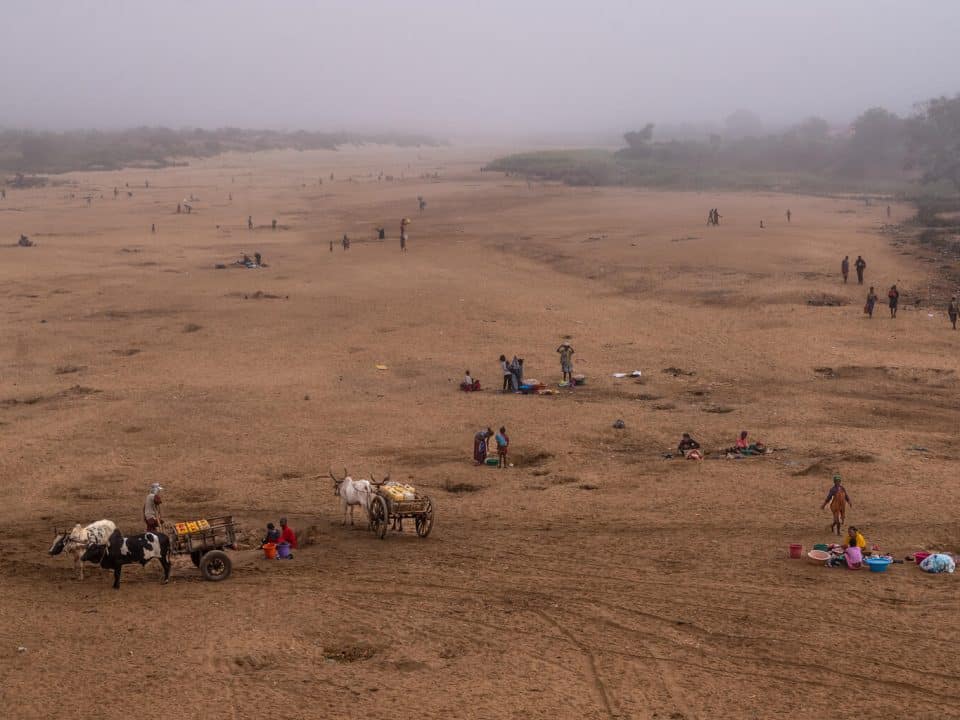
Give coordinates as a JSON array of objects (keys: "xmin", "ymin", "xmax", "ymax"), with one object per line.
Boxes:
[{"xmin": 1, "ymin": 146, "xmax": 958, "ymax": 720}]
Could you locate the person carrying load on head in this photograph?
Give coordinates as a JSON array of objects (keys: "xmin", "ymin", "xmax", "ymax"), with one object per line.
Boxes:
[
  {"xmin": 556, "ymin": 342, "xmax": 574, "ymax": 383},
  {"xmin": 821, "ymin": 474, "xmax": 851, "ymax": 535}
]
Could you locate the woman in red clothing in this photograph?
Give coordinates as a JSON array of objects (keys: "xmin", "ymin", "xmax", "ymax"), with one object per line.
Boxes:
[{"xmin": 277, "ymin": 517, "xmax": 298, "ymax": 549}]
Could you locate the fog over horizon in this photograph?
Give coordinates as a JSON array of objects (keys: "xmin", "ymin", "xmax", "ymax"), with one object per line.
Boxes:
[{"xmin": 1, "ymin": 1, "xmax": 958, "ymax": 142}]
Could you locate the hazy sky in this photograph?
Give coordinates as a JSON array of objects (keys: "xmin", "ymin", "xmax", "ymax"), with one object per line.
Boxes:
[{"xmin": 1, "ymin": 1, "xmax": 958, "ymax": 138}]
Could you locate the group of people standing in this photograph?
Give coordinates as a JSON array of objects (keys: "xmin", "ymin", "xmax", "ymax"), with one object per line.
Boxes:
[
  {"xmin": 706, "ymin": 208, "xmax": 722, "ymax": 225},
  {"xmin": 473, "ymin": 427, "xmax": 510, "ymax": 468}
]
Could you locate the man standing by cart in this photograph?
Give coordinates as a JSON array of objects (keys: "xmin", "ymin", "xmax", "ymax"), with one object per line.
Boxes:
[{"xmin": 144, "ymin": 482, "xmax": 164, "ymax": 532}]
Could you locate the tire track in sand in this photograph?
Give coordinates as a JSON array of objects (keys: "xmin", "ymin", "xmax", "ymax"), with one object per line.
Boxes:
[{"xmin": 535, "ymin": 609, "xmax": 616, "ymax": 719}]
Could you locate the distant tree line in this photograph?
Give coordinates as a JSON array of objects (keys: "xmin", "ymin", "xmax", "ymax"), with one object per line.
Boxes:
[
  {"xmin": 489, "ymin": 94, "xmax": 960, "ymax": 194},
  {"xmin": 0, "ymin": 127, "xmax": 439, "ymax": 174}
]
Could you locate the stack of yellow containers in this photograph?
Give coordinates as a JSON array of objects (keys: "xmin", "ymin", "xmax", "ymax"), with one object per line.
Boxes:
[{"xmin": 381, "ymin": 483, "xmax": 417, "ymax": 502}]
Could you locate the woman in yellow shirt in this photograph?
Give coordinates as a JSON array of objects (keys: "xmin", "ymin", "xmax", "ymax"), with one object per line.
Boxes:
[{"xmin": 843, "ymin": 526, "xmax": 866, "ymax": 550}]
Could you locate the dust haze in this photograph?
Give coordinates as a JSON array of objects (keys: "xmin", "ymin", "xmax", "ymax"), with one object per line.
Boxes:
[{"xmin": 1, "ymin": 0, "xmax": 958, "ymax": 138}]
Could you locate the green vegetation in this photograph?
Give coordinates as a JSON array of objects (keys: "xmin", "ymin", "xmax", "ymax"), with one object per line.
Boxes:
[
  {"xmin": 0, "ymin": 127, "xmax": 439, "ymax": 174},
  {"xmin": 488, "ymin": 94, "xmax": 960, "ymax": 197}
]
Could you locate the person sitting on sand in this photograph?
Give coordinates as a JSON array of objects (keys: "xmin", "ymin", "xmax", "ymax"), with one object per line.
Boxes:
[
  {"xmin": 474, "ymin": 427, "xmax": 493, "ymax": 464},
  {"xmin": 277, "ymin": 517, "xmax": 297, "ymax": 549},
  {"xmin": 262, "ymin": 522, "xmax": 281, "ymax": 546},
  {"xmin": 821, "ymin": 474, "xmax": 852, "ymax": 535},
  {"xmin": 843, "ymin": 525, "xmax": 866, "ymax": 550},
  {"xmin": 678, "ymin": 432, "xmax": 702, "ymax": 460},
  {"xmin": 727, "ymin": 431, "xmax": 766, "ymax": 456},
  {"xmin": 461, "ymin": 370, "xmax": 481, "ymax": 392},
  {"xmin": 678, "ymin": 433, "xmax": 700, "ymax": 454}
]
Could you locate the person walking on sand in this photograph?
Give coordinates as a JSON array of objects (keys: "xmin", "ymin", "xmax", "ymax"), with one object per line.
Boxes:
[
  {"xmin": 865, "ymin": 286, "xmax": 878, "ymax": 318},
  {"xmin": 786, "ymin": 209, "xmax": 791, "ymax": 223},
  {"xmin": 821, "ymin": 474, "xmax": 852, "ymax": 535},
  {"xmin": 949, "ymin": 296, "xmax": 959, "ymax": 330},
  {"xmin": 854, "ymin": 255, "xmax": 866, "ymax": 285},
  {"xmin": 495, "ymin": 426, "xmax": 510, "ymax": 468},
  {"xmin": 556, "ymin": 342, "xmax": 575, "ymax": 383},
  {"xmin": 841, "ymin": 256, "xmax": 849, "ymax": 284},
  {"xmin": 329, "ymin": 239, "xmax": 333, "ymax": 253},
  {"xmin": 887, "ymin": 205, "xmax": 891, "ymax": 218},
  {"xmin": 888, "ymin": 284, "xmax": 900, "ymax": 318}
]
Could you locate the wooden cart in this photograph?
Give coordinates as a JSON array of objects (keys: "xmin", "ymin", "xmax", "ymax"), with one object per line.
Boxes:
[
  {"xmin": 168, "ymin": 515, "xmax": 238, "ymax": 581},
  {"xmin": 367, "ymin": 488, "xmax": 435, "ymax": 540}
]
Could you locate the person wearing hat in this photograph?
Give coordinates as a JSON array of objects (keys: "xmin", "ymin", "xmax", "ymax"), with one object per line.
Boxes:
[
  {"xmin": 821, "ymin": 474, "xmax": 852, "ymax": 535},
  {"xmin": 144, "ymin": 483, "xmax": 164, "ymax": 532},
  {"xmin": 556, "ymin": 342, "xmax": 575, "ymax": 384},
  {"xmin": 277, "ymin": 517, "xmax": 298, "ymax": 549}
]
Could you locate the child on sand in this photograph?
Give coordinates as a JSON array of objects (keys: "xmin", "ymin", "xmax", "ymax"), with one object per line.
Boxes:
[
  {"xmin": 821, "ymin": 474, "xmax": 852, "ymax": 535},
  {"xmin": 495, "ymin": 426, "xmax": 509, "ymax": 468}
]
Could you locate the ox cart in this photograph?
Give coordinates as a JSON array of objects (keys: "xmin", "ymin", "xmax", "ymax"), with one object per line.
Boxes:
[
  {"xmin": 168, "ymin": 515, "xmax": 238, "ymax": 581},
  {"xmin": 368, "ymin": 484, "xmax": 435, "ymax": 540}
]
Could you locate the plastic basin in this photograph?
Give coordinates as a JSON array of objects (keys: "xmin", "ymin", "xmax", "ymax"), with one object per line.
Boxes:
[
  {"xmin": 914, "ymin": 551, "xmax": 931, "ymax": 565},
  {"xmin": 807, "ymin": 549, "xmax": 831, "ymax": 564},
  {"xmin": 865, "ymin": 557, "xmax": 892, "ymax": 573}
]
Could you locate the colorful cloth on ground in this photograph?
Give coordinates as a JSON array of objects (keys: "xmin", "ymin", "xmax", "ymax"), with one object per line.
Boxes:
[{"xmin": 919, "ymin": 554, "xmax": 955, "ymax": 573}]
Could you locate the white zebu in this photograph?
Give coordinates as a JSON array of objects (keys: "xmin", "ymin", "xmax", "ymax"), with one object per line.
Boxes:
[
  {"xmin": 329, "ymin": 468, "xmax": 375, "ymax": 526},
  {"xmin": 48, "ymin": 520, "xmax": 117, "ymax": 580}
]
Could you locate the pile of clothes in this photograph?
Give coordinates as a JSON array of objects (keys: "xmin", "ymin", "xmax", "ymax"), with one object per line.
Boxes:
[{"xmin": 919, "ymin": 554, "xmax": 955, "ymax": 574}]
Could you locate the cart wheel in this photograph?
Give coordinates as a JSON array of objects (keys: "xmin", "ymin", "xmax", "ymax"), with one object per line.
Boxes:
[
  {"xmin": 199, "ymin": 550, "xmax": 232, "ymax": 581},
  {"xmin": 415, "ymin": 495, "xmax": 435, "ymax": 538},
  {"xmin": 190, "ymin": 551, "xmax": 202, "ymax": 567},
  {"xmin": 369, "ymin": 496, "xmax": 388, "ymax": 540}
]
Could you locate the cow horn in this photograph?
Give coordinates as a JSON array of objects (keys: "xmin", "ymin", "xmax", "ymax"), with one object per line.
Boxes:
[
  {"xmin": 343, "ymin": 466, "xmax": 349, "ymax": 479},
  {"xmin": 328, "ymin": 468, "xmax": 338, "ymax": 482}
]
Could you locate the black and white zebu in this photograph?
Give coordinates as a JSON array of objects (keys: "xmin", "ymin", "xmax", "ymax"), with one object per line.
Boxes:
[{"xmin": 81, "ymin": 529, "xmax": 171, "ymax": 590}]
